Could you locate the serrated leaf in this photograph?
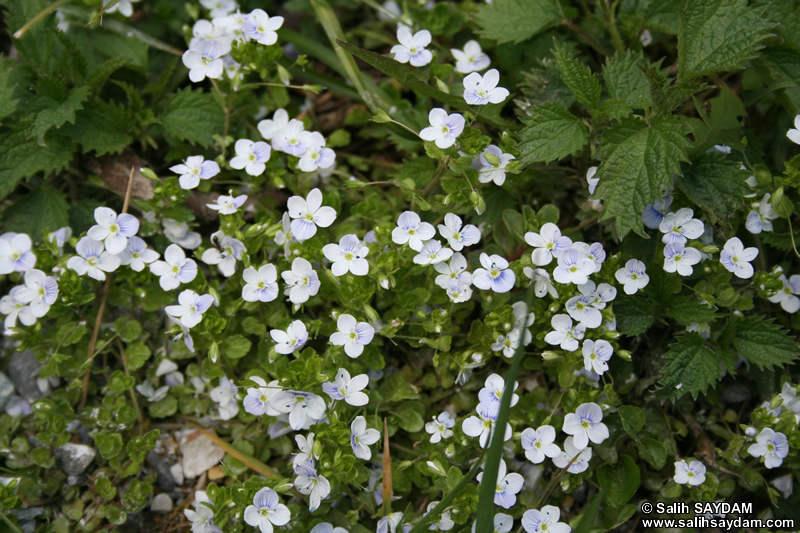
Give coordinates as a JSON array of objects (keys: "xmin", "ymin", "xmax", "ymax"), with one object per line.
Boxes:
[
  {"xmin": 655, "ymin": 333, "xmax": 721, "ymax": 400},
  {"xmin": 757, "ymin": 46, "xmax": 800, "ymax": 115},
  {"xmin": 7, "ymin": 0, "xmax": 57, "ymax": 73},
  {"xmin": 0, "ymin": 188, "xmax": 69, "ymax": 237},
  {"xmin": 61, "ymin": 100, "xmax": 135, "ymax": 156},
  {"xmin": 0, "ymin": 129, "xmax": 75, "ymax": 199},
  {"xmin": 679, "ymin": 152, "xmax": 749, "ymax": 220},
  {"xmin": 662, "ymin": 295, "xmax": 721, "ymax": 325},
  {"xmin": 678, "ymin": 0, "xmax": 774, "ymax": 80},
  {"xmin": 613, "ymin": 295, "xmax": 654, "ymax": 336},
  {"xmin": 86, "ymin": 57, "xmax": 132, "ymax": 92},
  {"xmin": 519, "ymin": 104, "xmax": 588, "ymax": 164},
  {"xmin": 552, "ymin": 41, "xmax": 601, "ymax": 108},
  {"xmin": 161, "ymin": 87, "xmax": 224, "ymax": 147},
  {"xmin": 723, "ymin": 315, "xmax": 800, "ymax": 370},
  {"xmin": 595, "ymin": 116, "xmax": 692, "ymax": 238},
  {"xmin": 0, "ymin": 58, "xmax": 22, "ymax": 122},
  {"xmin": 603, "ymin": 50, "xmax": 652, "ymax": 109},
  {"xmin": 28, "ymin": 86, "xmax": 91, "ymax": 145},
  {"xmin": 474, "ymin": 0, "xmax": 561, "ymax": 44}
]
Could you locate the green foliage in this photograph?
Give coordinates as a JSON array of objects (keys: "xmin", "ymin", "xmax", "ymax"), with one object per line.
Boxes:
[
  {"xmin": 519, "ymin": 104, "xmax": 588, "ymax": 164},
  {"xmin": 656, "ymin": 333, "xmax": 722, "ymax": 401},
  {"xmin": 552, "ymin": 41, "xmax": 602, "ymax": 108},
  {"xmin": 162, "ymin": 87, "xmax": 225, "ymax": 147},
  {"xmin": 0, "ymin": 129, "xmax": 74, "ymax": 199},
  {"xmin": 596, "ymin": 454, "xmax": 640, "ymax": 507},
  {"xmin": 474, "ymin": 0, "xmax": 561, "ymax": 44},
  {"xmin": 61, "ymin": 101, "xmax": 135, "ymax": 156},
  {"xmin": 721, "ymin": 315, "xmax": 800, "ymax": 370},
  {"xmin": 603, "ymin": 50, "xmax": 652, "ymax": 109},
  {"xmin": 27, "ymin": 86, "xmax": 91, "ymax": 145},
  {"xmin": 0, "ymin": 188, "xmax": 69, "ymax": 237},
  {"xmin": 679, "ymin": 153, "xmax": 750, "ymax": 221}
]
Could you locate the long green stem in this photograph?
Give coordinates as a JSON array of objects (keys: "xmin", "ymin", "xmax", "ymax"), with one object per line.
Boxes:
[
  {"xmin": 0, "ymin": 511, "xmax": 23, "ymax": 533},
  {"xmin": 12, "ymin": 0, "xmax": 72, "ymax": 39}
]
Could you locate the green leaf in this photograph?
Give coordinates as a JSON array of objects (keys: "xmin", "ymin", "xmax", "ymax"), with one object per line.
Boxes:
[
  {"xmin": 573, "ymin": 490, "xmax": 604, "ymax": 533},
  {"xmin": 595, "ymin": 116, "xmax": 692, "ymax": 238},
  {"xmin": 655, "ymin": 333, "xmax": 721, "ymax": 401},
  {"xmin": 603, "ymin": 50, "xmax": 652, "ymax": 109},
  {"xmin": 662, "ymin": 295, "xmax": 722, "ymax": 325},
  {"xmin": 0, "ymin": 129, "xmax": 75, "ymax": 199},
  {"xmin": 519, "ymin": 104, "xmax": 588, "ymax": 164},
  {"xmin": 61, "ymin": 100, "xmax": 135, "ymax": 156},
  {"xmin": 222, "ymin": 335, "xmax": 252, "ymax": 360},
  {"xmin": 552, "ymin": 41, "xmax": 602, "ymax": 108},
  {"xmin": 474, "ymin": 0, "xmax": 561, "ymax": 44},
  {"xmin": 394, "ymin": 403, "xmax": 424, "ymax": 433},
  {"xmin": 596, "ymin": 454, "xmax": 640, "ymax": 507},
  {"xmin": 640, "ymin": 438, "xmax": 667, "ymax": 469},
  {"xmin": 755, "ymin": 46, "xmax": 800, "ymax": 115},
  {"xmin": 0, "ymin": 58, "xmax": 23, "ymax": 122},
  {"xmin": 678, "ymin": 152, "xmax": 749, "ymax": 221},
  {"xmin": 618, "ymin": 405, "xmax": 645, "ymax": 435},
  {"xmin": 7, "ymin": 0, "xmax": 57, "ymax": 73},
  {"xmin": 28, "ymin": 86, "xmax": 91, "ymax": 145},
  {"xmin": 613, "ymin": 295, "xmax": 653, "ymax": 336},
  {"xmin": 678, "ymin": 0, "xmax": 774, "ymax": 80},
  {"xmin": 0, "ymin": 187, "xmax": 69, "ymax": 236},
  {"xmin": 93, "ymin": 431, "xmax": 124, "ymax": 459},
  {"xmin": 162, "ymin": 87, "xmax": 225, "ymax": 147},
  {"xmin": 114, "ymin": 318, "xmax": 142, "ymax": 343},
  {"xmin": 722, "ymin": 315, "xmax": 800, "ymax": 370}
]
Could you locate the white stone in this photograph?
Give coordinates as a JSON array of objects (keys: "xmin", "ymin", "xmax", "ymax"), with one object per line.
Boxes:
[
  {"xmin": 169, "ymin": 463, "xmax": 184, "ymax": 486},
  {"xmin": 180, "ymin": 431, "xmax": 225, "ymax": 478},
  {"xmin": 150, "ymin": 493, "xmax": 173, "ymax": 512}
]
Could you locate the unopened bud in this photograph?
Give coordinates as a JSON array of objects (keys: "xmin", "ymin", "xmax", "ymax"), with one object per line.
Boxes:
[
  {"xmin": 276, "ymin": 64, "xmax": 291, "ymax": 85},
  {"xmin": 208, "ymin": 342, "xmax": 219, "ymax": 364},
  {"xmin": 541, "ymin": 351, "xmax": 560, "ymax": 360},
  {"xmin": 371, "ymin": 108, "xmax": 392, "ymax": 123},
  {"xmin": 616, "ymin": 350, "xmax": 632, "ymax": 361},
  {"xmin": 363, "ymin": 304, "xmax": 380, "ymax": 322},
  {"xmin": 701, "ymin": 244, "xmax": 719, "ymax": 254},
  {"xmin": 435, "ymin": 78, "xmax": 449, "ymax": 94},
  {"xmin": 139, "ymin": 167, "xmax": 158, "ymax": 180}
]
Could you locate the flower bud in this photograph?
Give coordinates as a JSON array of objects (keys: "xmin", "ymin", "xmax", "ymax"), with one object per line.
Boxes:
[
  {"xmin": 701, "ymin": 244, "xmax": 719, "ymax": 254},
  {"xmin": 616, "ymin": 350, "xmax": 632, "ymax": 361},
  {"xmin": 139, "ymin": 167, "xmax": 158, "ymax": 180},
  {"xmin": 363, "ymin": 304, "xmax": 380, "ymax": 322},
  {"xmin": 541, "ymin": 351, "xmax": 560, "ymax": 360},
  {"xmin": 435, "ymin": 78, "xmax": 449, "ymax": 94},
  {"xmin": 470, "ymin": 191, "xmax": 485, "ymax": 215},
  {"xmin": 744, "ymin": 426, "xmax": 757, "ymax": 437},
  {"xmin": 208, "ymin": 342, "xmax": 219, "ymax": 364},
  {"xmin": 445, "ymin": 444, "xmax": 455, "ymax": 458}
]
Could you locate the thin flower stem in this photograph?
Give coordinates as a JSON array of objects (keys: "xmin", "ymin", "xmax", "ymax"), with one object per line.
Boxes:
[
  {"xmin": 0, "ymin": 511, "xmax": 24, "ymax": 533},
  {"xmin": 602, "ymin": 0, "xmax": 626, "ymax": 54},
  {"xmin": 12, "ymin": 0, "xmax": 72, "ymax": 39},
  {"xmin": 390, "ymin": 118, "xmax": 420, "ymax": 138},
  {"xmin": 787, "ymin": 217, "xmax": 800, "ymax": 259},
  {"xmin": 560, "ymin": 19, "xmax": 612, "ymax": 57},
  {"xmin": 117, "ymin": 338, "xmax": 144, "ymax": 427}
]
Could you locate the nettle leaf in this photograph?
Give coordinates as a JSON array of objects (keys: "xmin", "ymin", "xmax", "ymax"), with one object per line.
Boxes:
[
  {"xmin": 678, "ymin": 152, "xmax": 749, "ymax": 221},
  {"xmin": 162, "ymin": 87, "xmax": 225, "ymax": 147},
  {"xmin": 722, "ymin": 315, "xmax": 800, "ymax": 370},
  {"xmin": 613, "ymin": 295, "xmax": 654, "ymax": 336},
  {"xmin": 552, "ymin": 41, "xmax": 601, "ymax": 108},
  {"xmin": 0, "ymin": 188, "xmax": 69, "ymax": 237},
  {"xmin": 0, "ymin": 58, "xmax": 23, "ymax": 122},
  {"xmin": 757, "ymin": 46, "xmax": 800, "ymax": 115},
  {"xmin": 678, "ymin": 0, "xmax": 774, "ymax": 80},
  {"xmin": 27, "ymin": 86, "xmax": 91, "ymax": 146},
  {"xmin": 603, "ymin": 50, "xmax": 652, "ymax": 109},
  {"xmin": 662, "ymin": 295, "xmax": 721, "ymax": 325},
  {"xmin": 61, "ymin": 100, "xmax": 135, "ymax": 156},
  {"xmin": 474, "ymin": 0, "xmax": 561, "ymax": 44},
  {"xmin": 655, "ymin": 333, "xmax": 721, "ymax": 401},
  {"xmin": 0, "ymin": 129, "xmax": 75, "ymax": 199},
  {"xmin": 7, "ymin": 0, "xmax": 57, "ymax": 73},
  {"xmin": 519, "ymin": 104, "xmax": 588, "ymax": 164},
  {"xmin": 595, "ymin": 116, "xmax": 692, "ymax": 238}
]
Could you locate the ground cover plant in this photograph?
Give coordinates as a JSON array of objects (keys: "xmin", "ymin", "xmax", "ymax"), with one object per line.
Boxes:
[{"xmin": 1, "ymin": 0, "xmax": 800, "ymax": 531}]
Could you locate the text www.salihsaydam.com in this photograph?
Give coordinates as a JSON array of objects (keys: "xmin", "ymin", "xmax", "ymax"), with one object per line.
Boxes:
[{"xmin": 641, "ymin": 516, "xmax": 795, "ymax": 530}]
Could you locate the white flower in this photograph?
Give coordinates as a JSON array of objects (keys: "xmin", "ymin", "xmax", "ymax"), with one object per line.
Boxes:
[
  {"xmin": 475, "ymin": 145, "xmax": 515, "ymax": 186},
  {"xmin": 445, "ymin": 280, "xmax": 473, "ymax": 303},
  {"xmin": 392, "ymin": 211, "xmax": 435, "ymax": 250},
  {"xmin": 745, "ymin": 193, "xmax": 779, "ymax": 234},
  {"xmin": 523, "ymin": 267, "xmax": 558, "ymax": 298},
  {"xmin": 512, "ymin": 301, "xmax": 535, "ymax": 345},
  {"xmin": 768, "ymin": 274, "xmax": 800, "ymax": 313},
  {"xmin": 419, "ymin": 108, "xmax": 465, "ymax": 149},
  {"xmin": 243, "ymin": 376, "xmax": 282, "ymax": 416},
  {"xmin": 544, "ymin": 314, "xmax": 585, "ymax": 352},
  {"xmin": 273, "ymin": 119, "xmax": 307, "ymax": 156},
  {"xmin": 472, "ymin": 253, "xmax": 515, "ymax": 293},
  {"xmin": 582, "ymin": 339, "xmax": 613, "ymax": 375},
  {"xmin": 787, "ymin": 114, "xmax": 800, "ymax": 145},
  {"xmin": 565, "ymin": 294, "xmax": 602, "ymax": 329},
  {"xmin": 437, "ymin": 213, "xmax": 481, "ymax": 251},
  {"xmin": 642, "ymin": 189, "xmax": 673, "ymax": 229},
  {"xmin": 390, "ymin": 27, "xmax": 432, "ymax": 67},
  {"xmin": 0, "ymin": 233, "xmax": 36, "ymax": 273},
  {"xmin": 241, "ymin": 9, "xmax": 284, "ymax": 46},
  {"xmin": 258, "ymin": 108, "xmax": 289, "ymax": 143},
  {"xmin": 663, "ymin": 243, "xmax": 702, "ymax": 276},
  {"xmin": 413, "ymin": 239, "xmax": 453, "ymax": 265},
  {"xmin": 553, "ymin": 247, "xmax": 594, "ymax": 285},
  {"xmin": 294, "ymin": 462, "xmax": 331, "ymax": 512},
  {"xmin": 119, "ymin": 236, "xmax": 159, "ymax": 272},
  {"xmin": 163, "ymin": 219, "xmax": 202, "ymax": 250},
  {"xmin": 271, "ymin": 390, "xmax": 327, "ymax": 430},
  {"xmin": 201, "ymin": 232, "xmax": 245, "ymax": 277},
  {"xmin": 720, "ymin": 237, "xmax": 758, "ymax": 279},
  {"xmin": 270, "ymin": 320, "xmax": 308, "ymax": 355},
  {"xmin": 135, "ymin": 380, "xmax": 169, "ymax": 402},
  {"xmin": 472, "ymin": 514, "xmax": 513, "ymax": 533},
  {"xmin": 780, "ymin": 382, "xmax": 800, "ymax": 413},
  {"xmin": 242, "ymin": 264, "xmax": 279, "ymax": 302},
  {"xmin": 189, "ymin": 19, "xmax": 233, "ymax": 52},
  {"xmin": 659, "ymin": 208, "xmax": 704, "ymax": 245},
  {"xmin": 47, "ymin": 227, "xmax": 72, "ymax": 255},
  {"xmin": 165, "ymin": 290, "xmax": 214, "ymax": 329},
  {"xmin": 330, "ymin": 313, "xmax": 374, "ymax": 358},
  {"xmin": 452, "ymin": 40, "xmax": 490, "ymax": 73},
  {"xmin": 149, "ymin": 244, "xmax": 198, "ymax": 290},
  {"xmin": 12, "ymin": 269, "xmax": 58, "ymax": 318},
  {"xmin": 434, "ymin": 252, "xmax": 472, "ymax": 289},
  {"xmin": 615, "ymin": 259, "xmax": 649, "ymax": 295},
  {"xmin": 748, "ymin": 428, "xmax": 789, "ymax": 468},
  {"xmin": 287, "ymin": 188, "xmax": 337, "ymax": 241},
  {"xmin": 552, "ymin": 436, "xmax": 592, "ymax": 473},
  {"xmin": 230, "ymin": 139, "xmax": 271, "ymax": 176},
  {"xmin": 87, "ymin": 207, "xmax": 139, "ymax": 255},
  {"xmin": 102, "ymin": 0, "xmax": 140, "ymax": 17},
  {"xmin": 673, "ymin": 459, "xmax": 706, "ymax": 486},
  {"xmin": 243, "ymin": 487, "xmax": 291, "ymax": 533},
  {"xmin": 463, "ymin": 69, "xmax": 509, "ymax": 105},
  {"xmin": 425, "ymin": 412, "xmax": 455, "ymax": 443},
  {"xmin": 424, "ymin": 501, "xmax": 454, "ymax": 531},
  {"xmin": 310, "ymin": 524, "xmax": 347, "ymax": 533},
  {"xmin": 182, "ymin": 39, "xmax": 226, "ymax": 83},
  {"xmin": 199, "ymin": 0, "xmax": 237, "ymax": 18},
  {"xmin": 184, "ymin": 504, "xmax": 217, "ymax": 533},
  {"xmin": 67, "ymin": 237, "xmax": 121, "ymax": 281},
  {"xmin": 586, "ymin": 166, "xmax": 599, "ymax": 194},
  {"xmin": 293, "ymin": 433, "xmax": 319, "ymax": 469},
  {"xmin": 323, "ymin": 234, "xmax": 369, "ymax": 276},
  {"xmin": 170, "ymin": 156, "xmax": 220, "ymax": 190},
  {"xmin": 210, "ymin": 376, "xmax": 239, "ymax": 420},
  {"xmin": 563, "ymin": 402, "xmax": 609, "ymax": 450},
  {"xmin": 207, "ymin": 193, "xmax": 247, "ymax": 215},
  {"xmin": 525, "ymin": 223, "xmax": 572, "ymax": 266},
  {"xmin": 322, "ymin": 368, "xmax": 369, "ymax": 406},
  {"xmin": 461, "ymin": 403, "xmax": 512, "ymax": 448},
  {"xmin": 492, "ymin": 330, "xmax": 521, "ymax": 358},
  {"xmin": 573, "ymin": 241, "xmax": 606, "ymax": 273},
  {"xmin": 350, "ymin": 415, "xmax": 381, "ymax": 460},
  {"xmin": 281, "ymin": 257, "xmax": 321, "ymax": 304},
  {"xmin": 521, "ymin": 505, "xmax": 571, "ymax": 533},
  {"xmin": 478, "ymin": 374, "xmax": 519, "ymax": 407},
  {"xmin": 476, "ymin": 459, "xmax": 523, "ymax": 510},
  {"xmin": 298, "ymin": 132, "xmax": 336, "ymax": 172},
  {"xmin": 520, "ymin": 425, "xmax": 560, "ymax": 464},
  {"xmin": 0, "ymin": 291, "xmax": 36, "ymax": 332}
]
